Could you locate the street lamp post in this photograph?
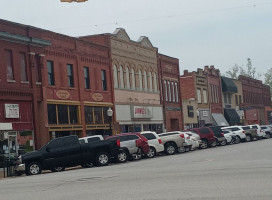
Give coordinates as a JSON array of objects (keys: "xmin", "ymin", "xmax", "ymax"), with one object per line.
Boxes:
[
  {"xmin": 196, "ymin": 109, "xmax": 200, "ymax": 128},
  {"xmin": 107, "ymin": 107, "xmax": 113, "ymax": 136}
]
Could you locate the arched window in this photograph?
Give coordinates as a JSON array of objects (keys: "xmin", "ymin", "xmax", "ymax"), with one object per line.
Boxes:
[
  {"xmin": 119, "ymin": 66, "xmax": 124, "ymax": 88},
  {"xmin": 139, "ymin": 69, "xmax": 143, "ymax": 90},
  {"xmin": 125, "ymin": 67, "xmax": 130, "ymax": 89},
  {"xmin": 172, "ymin": 82, "xmax": 175, "ymax": 102},
  {"xmin": 168, "ymin": 81, "xmax": 171, "ymax": 101},
  {"xmin": 153, "ymin": 73, "xmax": 158, "ymax": 92},
  {"xmin": 131, "ymin": 68, "xmax": 135, "ymax": 89},
  {"xmin": 175, "ymin": 82, "xmax": 179, "ymax": 102},
  {"xmin": 148, "ymin": 71, "xmax": 152, "ymax": 91},
  {"xmin": 164, "ymin": 80, "xmax": 168, "ymax": 101},
  {"xmin": 143, "ymin": 71, "xmax": 147, "ymax": 91},
  {"xmin": 113, "ymin": 65, "xmax": 118, "ymax": 88}
]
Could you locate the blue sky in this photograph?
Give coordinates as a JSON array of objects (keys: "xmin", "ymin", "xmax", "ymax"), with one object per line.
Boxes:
[{"xmin": 1, "ymin": 0, "xmax": 271, "ymax": 77}]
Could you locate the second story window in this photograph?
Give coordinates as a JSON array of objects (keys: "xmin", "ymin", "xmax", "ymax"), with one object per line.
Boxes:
[
  {"xmin": 101, "ymin": 70, "xmax": 107, "ymax": 91},
  {"xmin": 47, "ymin": 60, "xmax": 55, "ymax": 86},
  {"xmin": 84, "ymin": 67, "xmax": 90, "ymax": 89},
  {"xmin": 67, "ymin": 64, "xmax": 74, "ymax": 87},
  {"xmin": 5, "ymin": 50, "xmax": 14, "ymax": 81},
  {"xmin": 164, "ymin": 81, "xmax": 168, "ymax": 101},
  {"xmin": 20, "ymin": 52, "xmax": 28, "ymax": 82},
  {"xmin": 197, "ymin": 89, "xmax": 202, "ymax": 103}
]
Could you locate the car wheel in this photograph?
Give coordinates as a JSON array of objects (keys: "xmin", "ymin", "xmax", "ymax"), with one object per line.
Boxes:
[
  {"xmin": 177, "ymin": 146, "xmax": 185, "ymax": 153},
  {"xmin": 185, "ymin": 147, "xmax": 190, "ymax": 152},
  {"xmin": 132, "ymin": 149, "xmax": 143, "ymax": 160},
  {"xmin": 216, "ymin": 139, "xmax": 220, "ymax": 146},
  {"xmin": 146, "ymin": 147, "xmax": 156, "ymax": 158},
  {"xmin": 116, "ymin": 151, "xmax": 128, "ymax": 163},
  {"xmin": 165, "ymin": 143, "xmax": 176, "ymax": 155},
  {"xmin": 235, "ymin": 136, "xmax": 241, "ymax": 144},
  {"xmin": 245, "ymin": 134, "xmax": 252, "ymax": 142},
  {"xmin": 51, "ymin": 166, "xmax": 65, "ymax": 172},
  {"xmin": 200, "ymin": 140, "xmax": 208, "ymax": 149},
  {"xmin": 265, "ymin": 133, "xmax": 271, "ymax": 139},
  {"xmin": 220, "ymin": 140, "xmax": 227, "ymax": 146},
  {"xmin": 95, "ymin": 152, "xmax": 110, "ymax": 166},
  {"xmin": 26, "ymin": 161, "xmax": 42, "ymax": 176}
]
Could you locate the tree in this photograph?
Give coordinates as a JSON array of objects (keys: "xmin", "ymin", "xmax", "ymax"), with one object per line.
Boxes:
[
  {"xmin": 264, "ymin": 68, "xmax": 272, "ymax": 89},
  {"xmin": 224, "ymin": 58, "xmax": 261, "ymax": 79}
]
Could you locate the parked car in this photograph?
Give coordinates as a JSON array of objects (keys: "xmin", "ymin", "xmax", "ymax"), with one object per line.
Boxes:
[
  {"xmin": 222, "ymin": 129, "xmax": 236, "ymax": 145},
  {"xmin": 221, "ymin": 126, "xmax": 246, "ymax": 143},
  {"xmin": 240, "ymin": 126, "xmax": 259, "ymax": 141},
  {"xmin": 105, "ymin": 133, "xmax": 149, "ymax": 160},
  {"xmin": 260, "ymin": 125, "xmax": 272, "ymax": 139},
  {"xmin": 15, "ymin": 135, "xmax": 123, "ymax": 175},
  {"xmin": 157, "ymin": 132, "xmax": 186, "ymax": 155},
  {"xmin": 185, "ymin": 131, "xmax": 202, "ymax": 150},
  {"xmin": 180, "ymin": 131, "xmax": 200, "ymax": 151},
  {"xmin": 248, "ymin": 124, "xmax": 266, "ymax": 139},
  {"xmin": 188, "ymin": 127, "xmax": 216, "ymax": 149},
  {"xmin": 209, "ymin": 126, "xmax": 227, "ymax": 146},
  {"xmin": 140, "ymin": 131, "xmax": 164, "ymax": 158}
]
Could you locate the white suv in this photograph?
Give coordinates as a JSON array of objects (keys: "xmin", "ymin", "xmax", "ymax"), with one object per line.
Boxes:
[
  {"xmin": 140, "ymin": 131, "xmax": 164, "ymax": 158},
  {"xmin": 221, "ymin": 126, "xmax": 246, "ymax": 143},
  {"xmin": 248, "ymin": 124, "xmax": 266, "ymax": 139}
]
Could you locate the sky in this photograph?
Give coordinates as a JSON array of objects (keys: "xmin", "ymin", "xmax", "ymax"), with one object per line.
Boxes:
[{"xmin": 1, "ymin": 0, "xmax": 272, "ymax": 78}]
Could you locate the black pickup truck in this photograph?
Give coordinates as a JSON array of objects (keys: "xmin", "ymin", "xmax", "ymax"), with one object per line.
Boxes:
[{"xmin": 15, "ymin": 135, "xmax": 123, "ymax": 176}]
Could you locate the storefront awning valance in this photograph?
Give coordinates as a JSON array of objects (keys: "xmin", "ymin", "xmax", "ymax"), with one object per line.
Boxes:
[
  {"xmin": 221, "ymin": 77, "xmax": 237, "ymax": 93},
  {"xmin": 224, "ymin": 108, "xmax": 240, "ymax": 125},
  {"xmin": 212, "ymin": 113, "xmax": 229, "ymax": 127}
]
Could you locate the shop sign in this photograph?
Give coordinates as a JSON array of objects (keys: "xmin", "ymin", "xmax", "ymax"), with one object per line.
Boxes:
[
  {"xmin": 92, "ymin": 93, "xmax": 103, "ymax": 101},
  {"xmin": 5, "ymin": 104, "xmax": 19, "ymax": 118},
  {"xmin": 202, "ymin": 110, "xmax": 209, "ymax": 117},
  {"xmin": 132, "ymin": 106, "xmax": 152, "ymax": 119},
  {"xmin": 55, "ymin": 90, "xmax": 71, "ymax": 100}
]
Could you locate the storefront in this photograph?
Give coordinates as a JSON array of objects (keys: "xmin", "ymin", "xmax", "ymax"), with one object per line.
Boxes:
[
  {"xmin": 116, "ymin": 105, "xmax": 164, "ymax": 134},
  {"xmin": 197, "ymin": 108, "xmax": 213, "ymax": 127}
]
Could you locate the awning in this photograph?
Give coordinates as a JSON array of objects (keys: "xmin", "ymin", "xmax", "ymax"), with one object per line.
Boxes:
[
  {"xmin": 212, "ymin": 113, "xmax": 229, "ymax": 127},
  {"xmin": 221, "ymin": 77, "xmax": 237, "ymax": 93},
  {"xmin": 224, "ymin": 108, "xmax": 241, "ymax": 125}
]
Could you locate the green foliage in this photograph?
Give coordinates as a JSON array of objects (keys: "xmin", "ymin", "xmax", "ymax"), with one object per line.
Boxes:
[{"xmin": 264, "ymin": 68, "xmax": 272, "ymax": 90}]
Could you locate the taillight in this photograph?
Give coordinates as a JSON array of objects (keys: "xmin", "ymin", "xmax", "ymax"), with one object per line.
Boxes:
[
  {"xmin": 143, "ymin": 138, "xmax": 148, "ymax": 142},
  {"xmin": 221, "ymin": 133, "xmax": 224, "ymax": 137},
  {"xmin": 158, "ymin": 138, "xmax": 162, "ymax": 144},
  {"xmin": 180, "ymin": 134, "xmax": 184, "ymax": 138},
  {"xmin": 116, "ymin": 139, "xmax": 120, "ymax": 147},
  {"xmin": 242, "ymin": 131, "xmax": 245, "ymax": 133},
  {"xmin": 135, "ymin": 140, "xmax": 139, "ymax": 147},
  {"xmin": 187, "ymin": 136, "xmax": 190, "ymax": 139}
]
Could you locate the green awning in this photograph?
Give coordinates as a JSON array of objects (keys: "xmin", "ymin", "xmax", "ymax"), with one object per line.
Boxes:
[
  {"xmin": 224, "ymin": 108, "xmax": 240, "ymax": 125},
  {"xmin": 221, "ymin": 77, "xmax": 237, "ymax": 93}
]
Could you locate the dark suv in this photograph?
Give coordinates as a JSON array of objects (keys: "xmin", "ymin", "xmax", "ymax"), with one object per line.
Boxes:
[
  {"xmin": 188, "ymin": 127, "xmax": 216, "ymax": 149},
  {"xmin": 105, "ymin": 133, "xmax": 149, "ymax": 160},
  {"xmin": 209, "ymin": 126, "xmax": 227, "ymax": 146}
]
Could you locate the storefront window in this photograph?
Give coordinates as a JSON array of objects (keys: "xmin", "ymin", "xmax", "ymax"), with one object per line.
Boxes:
[
  {"xmin": 69, "ymin": 106, "xmax": 78, "ymax": 124},
  {"xmin": 48, "ymin": 104, "xmax": 57, "ymax": 124},
  {"xmin": 58, "ymin": 105, "xmax": 69, "ymax": 124},
  {"xmin": 84, "ymin": 106, "xmax": 93, "ymax": 124},
  {"xmin": 94, "ymin": 107, "xmax": 103, "ymax": 124},
  {"xmin": 103, "ymin": 107, "xmax": 110, "ymax": 124}
]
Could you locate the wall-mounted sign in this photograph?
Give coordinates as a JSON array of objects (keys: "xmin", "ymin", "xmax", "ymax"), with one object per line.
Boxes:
[
  {"xmin": 55, "ymin": 90, "xmax": 71, "ymax": 100},
  {"xmin": 202, "ymin": 110, "xmax": 209, "ymax": 117},
  {"xmin": 5, "ymin": 104, "xmax": 20, "ymax": 118},
  {"xmin": 132, "ymin": 106, "xmax": 152, "ymax": 119},
  {"xmin": 92, "ymin": 93, "xmax": 103, "ymax": 101}
]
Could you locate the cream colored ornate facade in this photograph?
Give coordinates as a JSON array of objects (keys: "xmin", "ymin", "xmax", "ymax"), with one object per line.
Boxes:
[{"xmin": 111, "ymin": 29, "xmax": 164, "ymax": 133}]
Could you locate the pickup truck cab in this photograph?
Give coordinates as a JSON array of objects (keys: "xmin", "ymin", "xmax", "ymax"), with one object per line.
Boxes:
[{"xmin": 16, "ymin": 135, "xmax": 122, "ymax": 176}]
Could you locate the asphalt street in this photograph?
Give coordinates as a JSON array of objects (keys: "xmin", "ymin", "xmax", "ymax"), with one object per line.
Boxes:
[{"xmin": 1, "ymin": 139, "xmax": 272, "ymax": 200}]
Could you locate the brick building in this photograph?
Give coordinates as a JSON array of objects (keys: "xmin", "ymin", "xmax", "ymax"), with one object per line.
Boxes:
[
  {"xmin": 0, "ymin": 19, "xmax": 114, "ymax": 149},
  {"xmin": 158, "ymin": 54, "xmax": 183, "ymax": 131},
  {"xmin": 239, "ymin": 75, "xmax": 271, "ymax": 125},
  {"xmin": 180, "ymin": 69, "xmax": 212, "ymax": 128},
  {"xmin": 82, "ymin": 29, "xmax": 164, "ymax": 133},
  {"xmin": 0, "ymin": 19, "xmax": 51, "ymax": 151}
]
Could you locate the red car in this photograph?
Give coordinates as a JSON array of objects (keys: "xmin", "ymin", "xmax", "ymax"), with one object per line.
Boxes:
[
  {"xmin": 105, "ymin": 132, "xmax": 149, "ymax": 160},
  {"xmin": 188, "ymin": 127, "xmax": 216, "ymax": 149}
]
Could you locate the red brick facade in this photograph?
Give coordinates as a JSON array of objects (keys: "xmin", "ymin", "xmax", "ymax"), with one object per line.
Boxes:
[{"xmin": 158, "ymin": 54, "xmax": 183, "ymax": 131}]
